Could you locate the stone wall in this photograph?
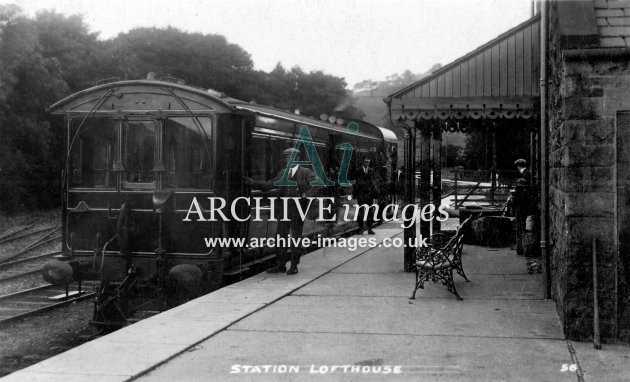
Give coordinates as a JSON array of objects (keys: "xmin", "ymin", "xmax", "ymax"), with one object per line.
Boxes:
[{"xmin": 548, "ymin": 1, "xmax": 630, "ymax": 341}]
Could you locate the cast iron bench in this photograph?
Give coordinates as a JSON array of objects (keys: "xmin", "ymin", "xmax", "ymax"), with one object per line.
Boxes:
[{"xmin": 410, "ymin": 217, "xmax": 471, "ymax": 301}]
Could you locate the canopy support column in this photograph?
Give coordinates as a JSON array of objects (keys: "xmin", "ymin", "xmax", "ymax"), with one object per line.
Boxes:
[
  {"xmin": 420, "ymin": 121, "xmax": 432, "ymax": 239},
  {"xmin": 432, "ymin": 123, "xmax": 442, "ymax": 232},
  {"xmin": 403, "ymin": 122, "xmax": 416, "ymax": 271}
]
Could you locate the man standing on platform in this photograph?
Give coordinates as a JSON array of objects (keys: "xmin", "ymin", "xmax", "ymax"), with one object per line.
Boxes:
[
  {"xmin": 513, "ymin": 158, "xmax": 536, "ymax": 256},
  {"xmin": 353, "ymin": 157, "xmax": 378, "ymax": 235},
  {"xmin": 244, "ymin": 148, "xmax": 316, "ymax": 275}
]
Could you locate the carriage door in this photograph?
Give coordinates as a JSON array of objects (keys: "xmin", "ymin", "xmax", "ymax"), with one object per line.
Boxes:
[
  {"xmin": 218, "ymin": 114, "xmax": 251, "ymax": 242},
  {"xmin": 615, "ymin": 112, "xmax": 630, "ymax": 338}
]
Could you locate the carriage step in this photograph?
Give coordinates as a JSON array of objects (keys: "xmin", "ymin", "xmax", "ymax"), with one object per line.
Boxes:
[
  {"xmin": 48, "ymin": 290, "xmax": 84, "ymax": 301},
  {"xmin": 223, "ymin": 266, "xmax": 251, "ymax": 276}
]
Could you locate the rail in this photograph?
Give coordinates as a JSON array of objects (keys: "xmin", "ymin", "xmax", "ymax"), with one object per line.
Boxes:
[
  {"xmin": 0, "ymin": 225, "xmax": 58, "ymax": 246},
  {"xmin": 0, "ymin": 228, "xmax": 61, "ymax": 264},
  {"xmin": 443, "ymin": 168, "xmax": 514, "ymax": 209},
  {"xmin": 0, "ymin": 251, "xmax": 61, "ymax": 285},
  {"xmin": 0, "ymin": 223, "xmax": 36, "ymax": 243},
  {"xmin": 0, "ymin": 283, "xmax": 94, "ymax": 327}
]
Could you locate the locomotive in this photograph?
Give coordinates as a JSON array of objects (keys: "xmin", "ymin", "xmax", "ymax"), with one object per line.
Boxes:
[{"xmin": 42, "ymin": 79, "xmax": 398, "ymax": 328}]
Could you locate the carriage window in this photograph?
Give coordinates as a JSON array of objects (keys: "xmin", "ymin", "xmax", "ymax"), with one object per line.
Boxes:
[
  {"xmin": 314, "ymin": 145, "xmax": 327, "ymax": 173},
  {"xmin": 122, "ymin": 121, "xmax": 156, "ymax": 187},
  {"xmin": 69, "ymin": 118, "xmax": 117, "ymax": 188},
  {"xmin": 250, "ymin": 137, "xmax": 267, "ymax": 181},
  {"xmin": 164, "ymin": 117, "xmax": 212, "ymax": 189}
]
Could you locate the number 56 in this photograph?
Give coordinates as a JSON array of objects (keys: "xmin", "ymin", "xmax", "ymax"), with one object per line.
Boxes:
[{"xmin": 560, "ymin": 364, "xmax": 577, "ymax": 372}]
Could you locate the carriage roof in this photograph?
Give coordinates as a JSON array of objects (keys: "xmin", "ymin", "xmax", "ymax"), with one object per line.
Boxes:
[
  {"xmin": 230, "ymin": 101, "xmax": 386, "ymax": 141},
  {"xmin": 49, "ymin": 80, "xmax": 396, "ymax": 142},
  {"xmin": 48, "ymin": 80, "xmax": 235, "ymax": 114}
]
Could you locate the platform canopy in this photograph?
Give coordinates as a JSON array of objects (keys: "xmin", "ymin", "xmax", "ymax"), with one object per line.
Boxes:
[{"xmin": 386, "ymin": 15, "xmax": 540, "ymax": 122}]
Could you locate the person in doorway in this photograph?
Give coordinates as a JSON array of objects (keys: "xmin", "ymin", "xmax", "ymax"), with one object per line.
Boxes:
[
  {"xmin": 514, "ymin": 158, "xmax": 531, "ymax": 184},
  {"xmin": 244, "ymin": 148, "xmax": 316, "ymax": 275},
  {"xmin": 353, "ymin": 157, "xmax": 378, "ymax": 234}
]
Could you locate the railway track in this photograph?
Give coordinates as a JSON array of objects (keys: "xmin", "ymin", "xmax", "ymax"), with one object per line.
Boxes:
[
  {"xmin": 0, "ymin": 224, "xmax": 59, "ymax": 246},
  {"xmin": 0, "ymin": 283, "xmax": 94, "ymax": 326},
  {"xmin": 0, "ymin": 229, "xmax": 61, "ymax": 265},
  {"xmin": 0, "ymin": 222, "xmax": 78, "ymax": 326},
  {"xmin": 0, "ymin": 223, "xmax": 35, "ymax": 243},
  {"xmin": 0, "ymin": 251, "xmax": 61, "ymax": 285}
]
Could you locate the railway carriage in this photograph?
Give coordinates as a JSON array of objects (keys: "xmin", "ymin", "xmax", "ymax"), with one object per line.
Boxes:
[{"xmin": 42, "ymin": 79, "xmax": 398, "ymax": 327}]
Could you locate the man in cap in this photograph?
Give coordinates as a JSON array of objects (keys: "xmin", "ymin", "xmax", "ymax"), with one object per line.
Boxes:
[
  {"xmin": 513, "ymin": 159, "xmax": 535, "ymax": 256},
  {"xmin": 353, "ymin": 157, "xmax": 378, "ymax": 234},
  {"xmin": 514, "ymin": 158, "xmax": 531, "ymax": 185},
  {"xmin": 244, "ymin": 148, "xmax": 316, "ymax": 275}
]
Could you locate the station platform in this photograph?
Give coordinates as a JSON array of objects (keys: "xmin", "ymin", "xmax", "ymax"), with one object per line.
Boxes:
[{"xmin": 3, "ymin": 222, "xmax": 629, "ymax": 381}]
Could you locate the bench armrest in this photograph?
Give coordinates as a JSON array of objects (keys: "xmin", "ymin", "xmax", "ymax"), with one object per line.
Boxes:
[
  {"xmin": 429, "ymin": 233, "xmax": 453, "ymax": 248},
  {"xmin": 414, "ymin": 242, "xmax": 456, "ymax": 269}
]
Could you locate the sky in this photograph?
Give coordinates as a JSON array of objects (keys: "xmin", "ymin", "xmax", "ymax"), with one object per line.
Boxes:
[{"xmin": 9, "ymin": 0, "xmax": 533, "ymax": 88}]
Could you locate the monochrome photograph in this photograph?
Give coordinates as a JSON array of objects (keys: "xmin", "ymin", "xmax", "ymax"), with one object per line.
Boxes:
[{"xmin": 0, "ymin": 0, "xmax": 629, "ymax": 380}]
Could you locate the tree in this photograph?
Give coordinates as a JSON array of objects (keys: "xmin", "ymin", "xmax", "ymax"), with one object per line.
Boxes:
[
  {"xmin": 101, "ymin": 27, "xmax": 254, "ymax": 97},
  {"xmin": 0, "ymin": 7, "xmax": 98, "ymax": 212},
  {"xmin": 239, "ymin": 63, "xmax": 358, "ymax": 118},
  {"xmin": 462, "ymin": 121, "xmax": 531, "ymax": 171},
  {"xmin": 34, "ymin": 11, "xmax": 102, "ymax": 91},
  {"xmin": 0, "ymin": 12, "xmax": 362, "ymax": 212},
  {"xmin": 351, "ymin": 64, "xmax": 444, "ymax": 97}
]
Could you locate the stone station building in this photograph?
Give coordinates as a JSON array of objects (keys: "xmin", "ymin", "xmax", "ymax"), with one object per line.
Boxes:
[{"xmin": 386, "ymin": 0, "xmax": 630, "ymax": 342}]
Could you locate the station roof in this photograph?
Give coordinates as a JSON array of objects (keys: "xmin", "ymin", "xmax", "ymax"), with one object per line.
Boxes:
[{"xmin": 386, "ymin": 15, "xmax": 541, "ymax": 121}]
